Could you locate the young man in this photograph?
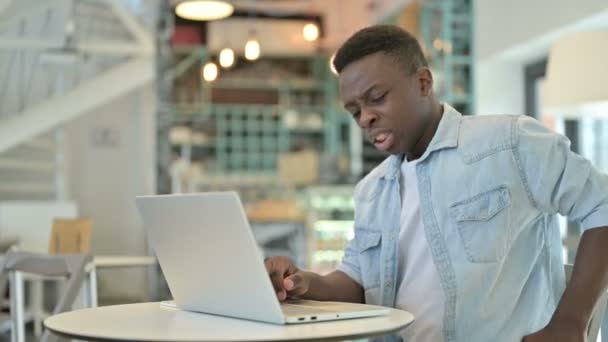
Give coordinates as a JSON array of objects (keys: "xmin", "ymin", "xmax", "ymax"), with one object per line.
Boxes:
[{"xmin": 264, "ymin": 25, "xmax": 608, "ymax": 342}]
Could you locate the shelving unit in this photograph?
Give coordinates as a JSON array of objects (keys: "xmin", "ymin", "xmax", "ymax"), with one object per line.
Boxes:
[
  {"xmin": 167, "ymin": 53, "xmax": 349, "ymax": 179},
  {"xmin": 215, "ymin": 105, "xmax": 289, "ymax": 172},
  {"xmin": 420, "ymin": 0, "xmax": 475, "ymax": 115}
]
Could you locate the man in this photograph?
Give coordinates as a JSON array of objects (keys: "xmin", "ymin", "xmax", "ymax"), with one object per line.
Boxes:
[{"xmin": 264, "ymin": 25, "xmax": 608, "ymax": 342}]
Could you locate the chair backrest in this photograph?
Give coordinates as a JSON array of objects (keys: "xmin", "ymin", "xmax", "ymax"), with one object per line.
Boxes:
[
  {"xmin": 564, "ymin": 264, "xmax": 608, "ymax": 342},
  {"xmin": 48, "ymin": 219, "xmax": 93, "ymax": 255},
  {"xmin": 0, "ymin": 251, "xmax": 92, "ymax": 342}
]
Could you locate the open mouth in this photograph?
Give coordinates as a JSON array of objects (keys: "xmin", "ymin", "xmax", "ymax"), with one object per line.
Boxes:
[{"xmin": 372, "ymin": 132, "xmax": 394, "ymax": 151}]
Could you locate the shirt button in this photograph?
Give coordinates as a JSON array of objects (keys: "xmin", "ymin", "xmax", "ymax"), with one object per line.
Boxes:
[{"xmin": 385, "ymin": 281, "xmax": 393, "ymax": 289}]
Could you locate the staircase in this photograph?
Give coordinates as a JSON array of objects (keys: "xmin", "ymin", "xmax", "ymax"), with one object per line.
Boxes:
[
  {"xmin": 0, "ymin": 0, "xmax": 157, "ymax": 200},
  {"xmin": 0, "ymin": 133, "xmax": 58, "ymax": 200}
]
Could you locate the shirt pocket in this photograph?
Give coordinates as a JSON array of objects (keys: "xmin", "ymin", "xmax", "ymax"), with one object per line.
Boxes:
[
  {"xmin": 354, "ymin": 229, "xmax": 382, "ymax": 291},
  {"xmin": 449, "ymin": 186, "xmax": 512, "ymax": 263}
]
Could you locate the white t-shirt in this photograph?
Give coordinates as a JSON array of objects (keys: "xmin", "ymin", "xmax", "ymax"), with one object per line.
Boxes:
[{"xmin": 396, "ymin": 157, "xmax": 445, "ymax": 342}]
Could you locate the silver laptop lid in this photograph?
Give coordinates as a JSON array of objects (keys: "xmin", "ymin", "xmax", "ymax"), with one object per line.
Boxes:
[{"xmin": 136, "ymin": 192, "xmax": 285, "ymax": 324}]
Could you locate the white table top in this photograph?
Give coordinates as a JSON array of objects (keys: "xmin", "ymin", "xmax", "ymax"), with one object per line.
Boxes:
[{"xmin": 45, "ymin": 302, "xmax": 414, "ymax": 342}]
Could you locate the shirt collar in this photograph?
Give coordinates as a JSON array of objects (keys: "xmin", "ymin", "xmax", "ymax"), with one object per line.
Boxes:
[{"xmin": 380, "ymin": 103, "xmax": 462, "ymax": 180}]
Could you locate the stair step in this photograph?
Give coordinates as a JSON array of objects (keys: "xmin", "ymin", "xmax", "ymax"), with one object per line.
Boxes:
[
  {"xmin": 21, "ymin": 138, "xmax": 56, "ymax": 151},
  {"xmin": 0, "ymin": 158, "xmax": 55, "ymax": 171},
  {"xmin": 2, "ymin": 147, "xmax": 55, "ymax": 161},
  {"xmin": 0, "ymin": 182, "xmax": 55, "ymax": 194}
]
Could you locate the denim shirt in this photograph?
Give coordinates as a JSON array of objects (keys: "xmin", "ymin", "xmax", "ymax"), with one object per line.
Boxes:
[{"xmin": 338, "ymin": 104, "xmax": 608, "ymax": 342}]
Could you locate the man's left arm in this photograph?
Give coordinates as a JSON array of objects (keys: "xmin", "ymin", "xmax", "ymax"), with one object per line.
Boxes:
[
  {"xmin": 524, "ymin": 226, "xmax": 608, "ymax": 341},
  {"xmin": 514, "ymin": 116, "xmax": 608, "ymax": 341}
]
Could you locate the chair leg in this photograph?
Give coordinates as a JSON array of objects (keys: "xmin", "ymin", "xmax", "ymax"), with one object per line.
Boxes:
[
  {"xmin": 32, "ymin": 278, "xmax": 44, "ymax": 337},
  {"xmin": 85, "ymin": 266, "xmax": 98, "ymax": 308},
  {"xmin": 602, "ymin": 313, "xmax": 608, "ymax": 342},
  {"xmin": 9, "ymin": 271, "xmax": 25, "ymax": 342}
]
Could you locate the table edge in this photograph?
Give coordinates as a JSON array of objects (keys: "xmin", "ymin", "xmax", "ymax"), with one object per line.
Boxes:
[
  {"xmin": 45, "ymin": 306, "xmax": 413, "ymax": 342},
  {"xmin": 46, "ymin": 323, "xmax": 410, "ymax": 342}
]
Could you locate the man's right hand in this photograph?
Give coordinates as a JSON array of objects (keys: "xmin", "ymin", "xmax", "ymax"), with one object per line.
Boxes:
[{"xmin": 264, "ymin": 256, "xmax": 310, "ymax": 301}]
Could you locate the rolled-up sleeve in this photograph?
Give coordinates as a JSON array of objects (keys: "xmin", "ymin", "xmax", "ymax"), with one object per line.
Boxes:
[
  {"xmin": 337, "ymin": 238, "xmax": 362, "ymax": 285},
  {"xmin": 338, "ymin": 239, "xmax": 363, "ymax": 285},
  {"xmin": 514, "ymin": 116, "xmax": 608, "ymax": 230}
]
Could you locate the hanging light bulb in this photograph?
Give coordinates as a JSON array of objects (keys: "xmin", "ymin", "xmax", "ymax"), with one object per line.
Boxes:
[
  {"xmin": 245, "ymin": 39, "xmax": 260, "ymax": 60},
  {"xmin": 219, "ymin": 47, "xmax": 235, "ymax": 68},
  {"xmin": 202, "ymin": 62, "xmax": 218, "ymax": 82},
  {"xmin": 303, "ymin": 22, "xmax": 320, "ymax": 42},
  {"xmin": 175, "ymin": 0, "xmax": 234, "ymax": 21},
  {"xmin": 245, "ymin": 32, "xmax": 261, "ymax": 61}
]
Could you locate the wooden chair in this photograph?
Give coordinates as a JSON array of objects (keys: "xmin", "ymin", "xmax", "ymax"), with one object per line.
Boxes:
[
  {"xmin": 30, "ymin": 219, "xmax": 95, "ymax": 335},
  {"xmin": 48, "ymin": 219, "xmax": 93, "ymax": 255}
]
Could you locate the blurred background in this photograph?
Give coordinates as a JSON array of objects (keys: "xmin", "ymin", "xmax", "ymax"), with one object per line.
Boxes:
[{"xmin": 0, "ymin": 0, "xmax": 607, "ymax": 336}]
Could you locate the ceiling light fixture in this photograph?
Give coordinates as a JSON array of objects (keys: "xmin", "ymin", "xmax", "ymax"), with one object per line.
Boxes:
[
  {"xmin": 544, "ymin": 31, "xmax": 608, "ymax": 118},
  {"xmin": 175, "ymin": 0, "xmax": 234, "ymax": 21}
]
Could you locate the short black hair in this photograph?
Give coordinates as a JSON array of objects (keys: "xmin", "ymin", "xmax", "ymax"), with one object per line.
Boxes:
[{"xmin": 333, "ymin": 25, "xmax": 428, "ymax": 75}]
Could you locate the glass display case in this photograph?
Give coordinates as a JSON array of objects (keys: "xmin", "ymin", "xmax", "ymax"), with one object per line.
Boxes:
[{"xmin": 304, "ymin": 185, "xmax": 355, "ymax": 275}]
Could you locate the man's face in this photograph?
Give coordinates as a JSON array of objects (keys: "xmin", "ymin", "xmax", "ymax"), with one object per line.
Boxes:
[{"xmin": 338, "ymin": 52, "xmax": 432, "ymax": 155}]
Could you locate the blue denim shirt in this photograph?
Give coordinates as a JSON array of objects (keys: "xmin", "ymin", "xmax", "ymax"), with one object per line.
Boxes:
[{"xmin": 338, "ymin": 104, "xmax": 608, "ymax": 342}]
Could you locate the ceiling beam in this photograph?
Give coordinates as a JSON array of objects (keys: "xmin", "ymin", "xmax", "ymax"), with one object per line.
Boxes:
[
  {"xmin": 0, "ymin": 57, "xmax": 154, "ymax": 154},
  {"xmin": 107, "ymin": 0, "xmax": 154, "ymax": 55}
]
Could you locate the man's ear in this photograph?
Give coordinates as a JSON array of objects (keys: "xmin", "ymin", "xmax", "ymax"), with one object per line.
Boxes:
[{"xmin": 416, "ymin": 68, "xmax": 434, "ymax": 97}]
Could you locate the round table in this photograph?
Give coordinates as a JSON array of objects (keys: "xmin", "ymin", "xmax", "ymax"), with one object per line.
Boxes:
[{"xmin": 45, "ymin": 302, "xmax": 414, "ymax": 342}]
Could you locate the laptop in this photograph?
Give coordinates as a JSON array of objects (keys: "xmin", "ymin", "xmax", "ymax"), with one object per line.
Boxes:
[{"xmin": 135, "ymin": 192, "xmax": 390, "ymax": 325}]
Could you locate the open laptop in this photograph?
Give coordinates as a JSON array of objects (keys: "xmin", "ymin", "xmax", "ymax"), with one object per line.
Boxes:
[{"xmin": 135, "ymin": 192, "xmax": 390, "ymax": 325}]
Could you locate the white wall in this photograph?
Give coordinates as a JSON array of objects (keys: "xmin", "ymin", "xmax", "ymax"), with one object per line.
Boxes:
[
  {"xmin": 476, "ymin": 60, "xmax": 525, "ymax": 116},
  {"xmin": 477, "ymin": 0, "xmax": 608, "ymax": 60},
  {"xmin": 474, "ymin": 0, "xmax": 608, "ymax": 115},
  {"xmin": 65, "ymin": 83, "xmax": 156, "ymax": 300}
]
